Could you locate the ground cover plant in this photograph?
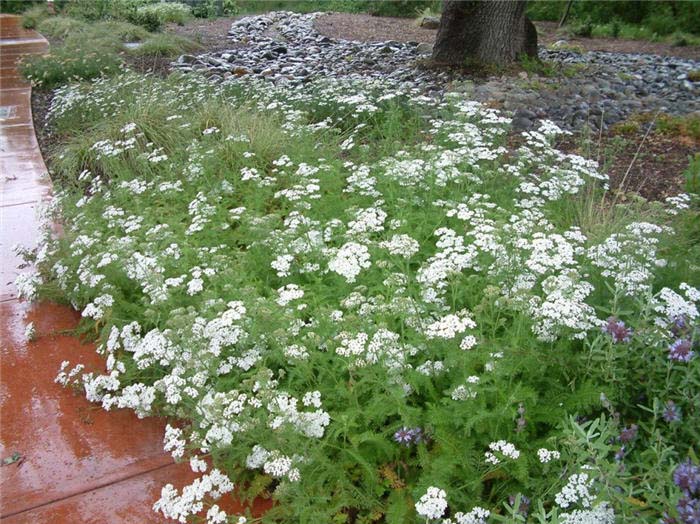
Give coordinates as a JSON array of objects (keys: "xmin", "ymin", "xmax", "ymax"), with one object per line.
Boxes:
[
  {"xmin": 18, "ymin": 8, "xmax": 201, "ymax": 88},
  {"xmin": 17, "ymin": 68, "xmax": 700, "ymax": 524}
]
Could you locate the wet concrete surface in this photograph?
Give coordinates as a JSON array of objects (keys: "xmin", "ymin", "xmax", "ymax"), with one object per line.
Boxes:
[{"xmin": 0, "ymin": 14, "xmax": 269, "ymax": 522}]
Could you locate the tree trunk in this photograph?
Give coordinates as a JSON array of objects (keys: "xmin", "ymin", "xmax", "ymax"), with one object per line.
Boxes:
[{"xmin": 432, "ymin": 0, "xmax": 538, "ymax": 66}]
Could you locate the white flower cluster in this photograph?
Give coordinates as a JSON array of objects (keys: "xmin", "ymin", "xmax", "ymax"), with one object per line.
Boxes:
[
  {"xmin": 665, "ymin": 193, "xmax": 691, "ymax": 215},
  {"xmin": 267, "ymin": 391, "xmax": 330, "ymax": 439},
  {"xmin": 529, "ymin": 270, "xmax": 599, "ymax": 342},
  {"xmin": 485, "ymin": 440, "xmax": 520, "ymax": 465},
  {"xmin": 415, "ymin": 486, "xmax": 448, "ymax": 520},
  {"xmin": 15, "ymin": 271, "xmax": 42, "ymax": 301},
  {"xmin": 379, "ymin": 233, "xmax": 420, "ymax": 258},
  {"xmin": 347, "ymin": 207, "xmax": 387, "ymax": 237},
  {"xmin": 560, "ymin": 502, "xmax": 615, "ymax": 524},
  {"xmin": 588, "ymin": 222, "xmax": 667, "ymax": 296},
  {"xmin": 653, "ymin": 285, "xmax": 700, "ymax": 325},
  {"xmin": 555, "ymin": 473, "xmax": 595, "ymax": 509},
  {"xmin": 54, "ymin": 360, "xmax": 85, "ymax": 387},
  {"xmin": 443, "ymin": 507, "xmax": 490, "ymax": 524},
  {"xmin": 245, "ymin": 445, "xmax": 301, "ymax": 482},
  {"xmin": 424, "ymin": 311, "xmax": 476, "ymax": 340},
  {"xmin": 24, "ymin": 322, "xmax": 36, "ymax": 342},
  {"xmin": 328, "ymin": 242, "xmax": 371, "ymax": 283},
  {"xmin": 417, "ymin": 228, "xmax": 478, "ymax": 305},
  {"xmin": 276, "ymin": 283, "xmax": 304, "ymax": 307},
  {"xmin": 537, "ymin": 448, "xmax": 561, "ymax": 463},
  {"xmin": 153, "ymin": 469, "xmax": 234, "ymax": 523}
]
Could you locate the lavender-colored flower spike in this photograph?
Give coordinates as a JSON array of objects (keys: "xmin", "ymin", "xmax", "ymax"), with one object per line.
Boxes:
[
  {"xmin": 676, "ymin": 495, "xmax": 700, "ymax": 524},
  {"xmin": 674, "ymin": 459, "xmax": 700, "ymax": 496},
  {"xmin": 603, "ymin": 317, "xmax": 632, "ymax": 343},
  {"xmin": 619, "ymin": 424, "xmax": 638, "ymax": 443},
  {"xmin": 669, "ymin": 339, "xmax": 695, "ymax": 363},
  {"xmin": 663, "ymin": 401, "xmax": 682, "ymax": 423}
]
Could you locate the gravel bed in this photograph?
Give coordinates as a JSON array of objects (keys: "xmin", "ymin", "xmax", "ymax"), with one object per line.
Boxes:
[{"xmin": 170, "ymin": 11, "xmax": 700, "ymax": 132}]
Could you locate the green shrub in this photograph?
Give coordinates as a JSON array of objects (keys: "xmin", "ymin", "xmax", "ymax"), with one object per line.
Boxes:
[
  {"xmin": 236, "ymin": 0, "xmax": 439, "ymax": 18},
  {"xmin": 134, "ymin": 2, "xmax": 192, "ymax": 27},
  {"xmin": 64, "ymin": 0, "xmax": 113, "ymax": 21},
  {"xmin": 684, "ymin": 153, "xmax": 700, "ymax": 195},
  {"xmin": 63, "ymin": 27, "xmax": 124, "ymax": 53},
  {"xmin": 0, "ymin": 0, "xmax": 44, "ymax": 15},
  {"xmin": 107, "ymin": 0, "xmax": 158, "ymax": 21},
  {"xmin": 129, "ymin": 33, "xmax": 202, "ymax": 57},
  {"xmin": 21, "ymin": 4, "xmax": 50, "ymax": 28},
  {"xmin": 94, "ymin": 20, "xmax": 150, "ymax": 42},
  {"xmin": 129, "ymin": 8, "xmax": 162, "ymax": 31},
  {"xmin": 528, "ymin": 0, "xmax": 700, "ymax": 37},
  {"xmin": 643, "ymin": 10, "xmax": 678, "ymax": 36},
  {"xmin": 570, "ymin": 20, "xmax": 593, "ymax": 38},
  {"xmin": 36, "ymin": 15, "xmax": 88, "ymax": 39},
  {"xmin": 657, "ymin": 113, "xmax": 700, "ymax": 141},
  {"xmin": 191, "ymin": 0, "xmax": 239, "ymax": 17},
  {"xmin": 19, "ymin": 45, "xmax": 122, "ymax": 88}
]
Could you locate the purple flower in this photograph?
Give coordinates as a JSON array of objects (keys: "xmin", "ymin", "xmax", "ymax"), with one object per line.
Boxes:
[
  {"xmin": 669, "ymin": 339, "xmax": 695, "ymax": 363},
  {"xmin": 614, "ymin": 445, "xmax": 626, "ymax": 462},
  {"xmin": 603, "ymin": 317, "xmax": 632, "ymax": 343},
  {"xmin": 508, "ymin": 494, "xmax": 530, "ymax": 517},
  {"xmin": 662, "ymin": 512, "xmax": 679, "ymax": 524},
  {"xmin": 619, "ymin": 424, "xmax": 638, "ymax": 443},
  {"xmin": 663, "ymin": 401, "xmax": 682, "ymax": 423},
  {"xmin": 672, "ymin": 316, "xmax": 689, "ymax": 337},
  {"xmin": 674, "ymin": 460, "xmax": 700, "ymax": 496},
  {"xmin": 677, "ymin": 496, "xmax": 700, "ymax": 524},
  {"xmin": 393, "ymin": 426, "xmax": 423, "ymax": 447}
]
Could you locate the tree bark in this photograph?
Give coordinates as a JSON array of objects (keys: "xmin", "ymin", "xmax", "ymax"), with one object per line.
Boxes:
[{"xmin": 432, "ymin": 0, "xmax": 538, "ymax": 65}]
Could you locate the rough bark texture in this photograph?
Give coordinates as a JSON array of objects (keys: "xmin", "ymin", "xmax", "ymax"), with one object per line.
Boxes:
[{"xmin": 432, "ymin": 0, "xmax": 538, "ymax": 65}]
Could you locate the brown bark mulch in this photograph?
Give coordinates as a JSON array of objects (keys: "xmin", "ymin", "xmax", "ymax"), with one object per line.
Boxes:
[
  {"xmin": 313, "ymin": 13, "xmax": 700, "ymax": 61},
  {"xmin": 556, "ymin": 131, "xmax": 697, "ymax": 201}
]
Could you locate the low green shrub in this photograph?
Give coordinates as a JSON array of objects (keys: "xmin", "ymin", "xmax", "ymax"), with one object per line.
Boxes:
[
  {"xmin": 63, "ymin": 28, "xmax": 124, "ymax": 53},
  {"xmin": 36, "ymin": 15, "xmax": 89, "ymax": 39},
  {"xmin": 19, "ymin": 45, "xmax": 122, "ymax": 88},
  {"xmin": 129, "ymin": 33, "xmax": 202, "ymax": 57},
  {"xmin": 21, "ymin": 4, "xmax": 50, "ymax": 28},
  {"xmin": 235, "ymin": 0, "xmax": 440, "ymax": 18},
  {"xmin": 94, "ymin": 20, "xmax": 151, "ymax": 42},
  {"xmin": 134, "ymin": 2, "xmax": 192, "ymax": 28},
  {"xmin": 64, "ymin": 0, "xmax": 113, "ymax": 21},
  {"xmin": 0, "ymin": 0, "xmax": 44, "ymax": 15},
  {"xmin": 684, "ymin": 153, "xmax": 700, "ymax": 195},
  {"xmin": 643, "ymin": 10, "xmax": 678, "ymax": 36},
  {"xmin": 129, "ymin": 7, "xmax": 162, "ymax": 32},
  {"xmin": 191, "ymin": 0, "xmax": 239, "ymax": 18},
  {"xmin": 657, "ymin": 114, "xmax": 700, "ymax": 141}
]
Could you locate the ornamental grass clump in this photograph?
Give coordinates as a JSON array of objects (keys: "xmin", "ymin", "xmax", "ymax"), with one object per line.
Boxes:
[
  {"xmin": 19, "ymin": 71, "xmax": 699, "ymax": 523},
  {"xmin": 19, "ymin": 45, "xmax": 123, "ymax": 88}
]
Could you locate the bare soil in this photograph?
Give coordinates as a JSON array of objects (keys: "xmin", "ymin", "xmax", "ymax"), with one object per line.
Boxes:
[
  {"xmin": 556, "ymin": 131, "xmax": 697, "ymax": 201},
  {"xmin": 165, "ymin": 17, "xmax": 240, "ymax": 53},
  {"xmin": 314, "ymin": 13, "xmax": 700, "ymax": 61}
]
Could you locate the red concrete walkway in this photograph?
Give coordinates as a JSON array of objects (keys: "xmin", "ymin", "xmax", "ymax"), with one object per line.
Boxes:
[{"xmin": 0, "ymin": 15, "xmax": 200, "ymax": 523}]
